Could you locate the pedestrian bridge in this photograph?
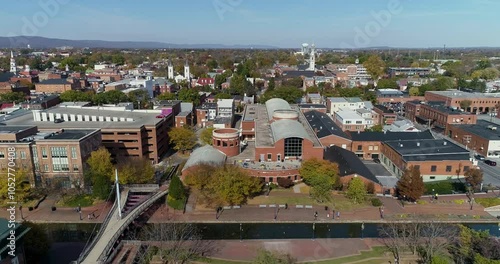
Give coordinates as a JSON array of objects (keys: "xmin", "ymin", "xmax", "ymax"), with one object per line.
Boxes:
[{"xmin": 75, "ymin": 187, "xmax": 168, "ymax": 264}]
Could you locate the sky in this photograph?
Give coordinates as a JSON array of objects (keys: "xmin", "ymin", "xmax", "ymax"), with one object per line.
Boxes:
[{"xmin": 0, "ymin": 0, "xmax": 499, "ymax": 48}]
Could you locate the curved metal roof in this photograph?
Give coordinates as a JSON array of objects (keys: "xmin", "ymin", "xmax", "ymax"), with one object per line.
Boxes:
[
  {"xmin": 265, "ymin": 98, "xmax": 291, "ymax": 120},
  {"xmin": 182, "ymin": 145, "xmax": 226, "ymax": 171},
  {"xmin": 271, "ymin": 119, "xmax": 310, "ymax": 142}
]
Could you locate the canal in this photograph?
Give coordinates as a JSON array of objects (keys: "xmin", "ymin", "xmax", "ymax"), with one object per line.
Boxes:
[{"xmin": 42, "ymin": 222, "xmax": 500, "ymax": 264}]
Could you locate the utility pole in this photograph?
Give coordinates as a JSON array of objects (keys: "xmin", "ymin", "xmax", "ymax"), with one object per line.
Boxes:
[{"xmin": 115, "ymin": 169, "xmax": 122, "ymax": 219}]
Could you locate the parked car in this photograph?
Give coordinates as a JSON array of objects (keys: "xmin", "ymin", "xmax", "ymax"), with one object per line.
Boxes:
[
  {"xmin": 54, "ymin": 118, "xmax": 64, "ymax": 123},
  {"xmin": 373, "ymin": 158, "xmax": 381, "ymax": 164},
  {"xmin": 484, "ymin": 160, "xmax": 497, "ymax": 166},
  {"xmin": 474, "ymin": 154, "xmax": 485, "ymax": 161}
]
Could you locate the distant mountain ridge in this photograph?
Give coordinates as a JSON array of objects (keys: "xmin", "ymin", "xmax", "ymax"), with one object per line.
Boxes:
[{"xmin": 0, "ymin": 36, "xmax": 278, "ymax": 49}]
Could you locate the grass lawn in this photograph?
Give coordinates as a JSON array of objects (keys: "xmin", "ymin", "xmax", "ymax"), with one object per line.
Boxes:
[
  {"xmin": 56, "ymin": 194, "xmax": 95, "ymax": 207},
  {"xmin": 475, "ymin": 197, "xmax": 500, "ymax": 208},
  {"xmin": 196, "ymin": 258, "xmax": 248, "ymax": 264},
  {"xmin": 247, "ymin": 188, "xmax": 371, "ymax": 211},
  {"xmin": 311, "ymin": 246, "xmax": 388, "ymax": 264}
]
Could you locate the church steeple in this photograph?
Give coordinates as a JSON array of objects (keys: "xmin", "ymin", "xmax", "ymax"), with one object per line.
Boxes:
[
  {"xmin": 10, "ymin": 51, "xmax": 17, "ymax": 74},
  {"xmin": 167, "ymin": 59, "xmax": 174, "ymax": 79},
  {"xmin": 184, "ymin": 60, "xmax": 190, "ymax": 79}
]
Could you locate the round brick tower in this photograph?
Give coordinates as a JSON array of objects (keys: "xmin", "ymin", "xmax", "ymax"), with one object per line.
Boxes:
[{"xmin": 212, "ymin": 128, "xmax": 240, "ymax": 157}]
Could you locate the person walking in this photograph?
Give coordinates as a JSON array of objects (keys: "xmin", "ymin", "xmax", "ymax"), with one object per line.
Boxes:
[{"xmin": 336, "ymin": 211, "xmax": 340, "ymax": 219}]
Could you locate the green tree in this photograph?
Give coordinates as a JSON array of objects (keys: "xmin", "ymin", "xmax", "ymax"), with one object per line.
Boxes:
[
  {"xmin": 396, "ymin": 165, "xmax": 424, "ymax": 202},
  {"xmin": 210, "ymin": 165, "xmax": 262, "ymax": 205},
  {"xmin": 206, "ymin": 59, "xmax": 218, "ymax": 70},
  {"xmin": 157, "ymin": 92, "xmax": 177, "ymax": 101},
  {"xmin": 365, "ymin": 124, "xmax": 383, "ymax": 132},
  {"xmin": 168, "ymin": 175, "xmax": 186, "ymax": 210},
  {"xmin": 168, "ymin": 127, "xmax": 197, "ymax": 154},
  {"xmin": 200, "ymin": 127, "xmax": 215, "ymax": 145},
  {"xmin": 364, "ymin": 55, "xmax": 386, "ymax": 80},
  {"xmin": 215, "ymin": 92, "xmax": 232, "ymax": 100},
  {"xmin": 346, "ymin": 177, "xmax": 367, "ymax": 203},
  {"xmin": 299, "ymin": 158, "xmax": 339, "ymax": 202},
  {"xmin": 259, "ymin": 86, "xmax": 303, "ymax": 104},
  {"xmin": 86, "ymin": 147, "xmax": 113, "ymax": 199},
  {"xmin": 253, "ymin": 249, "xmax": 296, "ymax": 264},
  {"xmin": 177, "ymin": 88, "xmax": 201, "ymax": 105},
  {"xmin": 268, "ymin": 77, "xmax": 275, "ymax": 91},
  {"xmin": 376, "ymin": 78, "xmax": 398, "ymax": 89},
  {"xmin": 59, "ymin": 90, "xmax": 93, "ymax": 102},
  {"xmin": 0, "ymin": 92, "xmax": 26, "ymax": 103},
  {"xmin": 23, "ymin": 221, "xmax": 50, "ymax": 263},
  {"xmin": 409, "ymin": 87, "xmax": 420, "ymax": 96}
]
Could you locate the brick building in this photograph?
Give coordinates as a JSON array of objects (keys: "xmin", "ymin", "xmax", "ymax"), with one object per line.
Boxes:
[
  {"xmin": 304, "ymin": 110, "xmax": 352, "ymax": 149},
  {"xmin": 381, "ymin": 139, "xmax": 473, "ymax": 182},
  {"xmin": 447, "ymin": 120, "xmax": 500, "ymax": 158},
  {"xmin": 35, "ymin": 78, "xmax": 81, "ymax": 93},
  {"xmin": 348, "ymin": 130, "xmax": 435, "ymax": 160},
  {"xmin": 22, "ymin": 94, "xmax": 60, "ymax": 110},
  {"xmin": 372, "ymin": 105, "xmax": 397, "ymax": 125},
  {"xmin": 0, "ymin": 126, "xmax": 101, "ymax": 188},
  {"xmin": 405, "ymin": 101, "xmax": 477, "ymax": 131},
  {"xmin": 3, "ymin": 105, "xmax": 173, "ymax": 164},
  {"xmin": 424, "ymin": 90, "xmax": 500, "ymax": 114}
]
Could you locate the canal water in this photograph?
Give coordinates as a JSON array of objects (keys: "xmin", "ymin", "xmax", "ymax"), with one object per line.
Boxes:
[{"xmin": 41, "ymin": 222, "xmax": 500, "ymax": 263}]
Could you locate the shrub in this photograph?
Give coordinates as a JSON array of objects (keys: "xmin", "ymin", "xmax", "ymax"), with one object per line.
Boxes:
[
  {"xmin": 453, "ymin": 199, "xmax": 465, "ymax": 205},
  {"xmin": 417, "ymin": 200, "xmax": 427, "ymax": 205},
  {"xmin": 277, "ymin": 178, "xmax": 294, "ymax": 188},
  {"xmin": 425, "ymin": 181, "xmax": 465, "ymax": 195},
  {"xmin": 167, "ymin": 195, "xmax": 185, "ymax": 210},
  {"xmin": 366, "ymin": 182, "xmax": 375, "ymax": 194},
  {"xmin": 475, "ymin": 197, "xmax": 500, "ymax": 208},
  {"xmin": 371, "ymin": 198, "xmax": 383, "ymax": 207}
]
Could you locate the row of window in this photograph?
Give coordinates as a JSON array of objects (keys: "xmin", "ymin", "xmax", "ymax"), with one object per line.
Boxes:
[
  {"xmin": 356, "ymin": 145, "xmax": 379, "ymax": 151},
  {"xmin": 413, "ymin": 165, "xmax": 470, "ymax": 172},
  {"xmin": 35, "ymin": 163, "xmax": 79, "ymax": 172}
]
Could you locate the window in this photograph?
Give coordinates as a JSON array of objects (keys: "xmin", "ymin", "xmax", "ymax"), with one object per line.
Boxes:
[
  {"xmin": 71, "ymin": 147, "xmax": 77, "ymax": 159},
  {"xmin": 73, "ymin": 164, "xmax": 79, "ymax": 171},
  {"xmin": 53, "ymin": 164, "xmax": 61, "ymax": 172},
  {"xmin": 20, "ymin": 151, "xmax": 26, "ymax": 159},
  {"xmin": 446, "ymin": 166, "xmax": 452, "ymax": 172},
  {"xmin": 430, "ymin": 176, "xmax": 436, "ymax": 180},
  {"xmin": 44, "ymin": 164, "xmax": 49, "ymax": 172},
  {"xmin": 267, "ymin": 153, "xmax": 272, "ymax": 160},
  {"xmin": 42, "ymin": 148, "xmax": 47, "ymax": 159},
  {"xmin": 368, "ymin": 146, "xmax": 373, "ymax": 151},
  {"xmin": 284, "ymin": 137, "xmax": 303, "ymax": 157},
  {"xmin": 431, "ymin": 165, "xmax": 437, "ymax": 172},
  {"xmin": 357, "ymin": 145, "xmax": 362, "ymax": 151},
  {"xmin": 0, "ymin": 151, "xmax": 4, "ymax": 159},
  {"xmin": 374, "ymin": 146, "xmax": 379, "ymax": 150}
]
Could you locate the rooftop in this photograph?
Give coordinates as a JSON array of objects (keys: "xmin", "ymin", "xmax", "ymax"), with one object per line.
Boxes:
[
  {"xmin": 298, "ymin": 104, "xmax": 327, "ymax": 109},
  {"xmin": 304, "ymin": 110, "xmax": 349, "ymax": 139},
  {"xmin": 336, "ymin": 110, "xmax": 364, "ymax": 120},
  {"xmin": 265, "ymin": 98, "xmax": 291, "ymax": 121},
  {"xmin": 38, "ymin": 79, "xmax": 71, "ymax": 85},
  {"xmin": 271, "ymin": 119, "xmax": 311, "ymax": 142},
  {"xmin": 344, "ymin": 97, "xmax": 363, "ymax": 103},
  {"xmin": 182, "ymin": 145, "xmax": 226, "ymax": 171},
  {"xmin": 424, "ymin": 101, "xmax": 472, "ymax": 115},
  {"xmin": 427, "ymin": 90, "xmax": 500, "ymax": 99},
  {"xmin": 374, "ymin": 105, "xmax": 395, "ymax": 114},
  {"xmin": 0, "ymin": 126, "xmax": 34, "ymax": 134},
  {"xmin": 242, "ymin": 105, "xmax": 258, "ymax": 122},
  {"xmin": 328, "ymin": 97, "xmax": 347, "ymax": 103},
  {"xmin": 349, "ymin": 130, "xmax": 434, "ymax": 142},
  {"xmin": 36, "ymin": 129, "xmax": 98, "ymax": 141},
  {"xmin": 324, "ymin": 146, "xmax": 379, "ymax": 184},
  {"xmin": 2, "ymin": 106, "xmax": 166, "ymax": 129},
  {"xmin": 384, "ymin": 139, "xmax": 471, "ymax": 161},
  {"xmin": 452, "ymin": 120, "xmax": 500, "ymax": 140}
]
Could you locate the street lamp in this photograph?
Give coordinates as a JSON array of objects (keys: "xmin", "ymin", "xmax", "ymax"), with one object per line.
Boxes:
[{"xmin": 78, "ymin": 204, "xmax": 82, "ymax": 220}]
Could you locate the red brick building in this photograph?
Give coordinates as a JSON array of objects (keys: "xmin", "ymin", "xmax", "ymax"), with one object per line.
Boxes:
[
  {"xmin": 425, "ymin": 90, "xmax": 500, "ymax": 114},
  {"xmin": 405, "ymin": 101, "xmax": 477, "ymax": 131},
  {"xmin": 35, "ymin": 78, "xmax": 81, "ymax": 93},
  {"xmin": 373, "ymin": 105, "xmax": 397, "ymax": 125}
]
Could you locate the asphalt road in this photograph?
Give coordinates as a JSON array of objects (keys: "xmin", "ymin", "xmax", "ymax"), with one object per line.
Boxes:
[{"xmin": 477, "ymin": 161, "xmax": 500, "ymax": 187}]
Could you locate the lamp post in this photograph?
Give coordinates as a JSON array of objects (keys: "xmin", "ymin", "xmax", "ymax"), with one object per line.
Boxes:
[
  {"xmin": 312, "ymin": 222, "xmax": 315, "ymax": 240},
  {"xmin": 239, "ymin": 223, "xmax": 243, "ymax": 242},
  {"xmin": 19, "ymin": 206, "xmax": 24, "ymax": 220}
]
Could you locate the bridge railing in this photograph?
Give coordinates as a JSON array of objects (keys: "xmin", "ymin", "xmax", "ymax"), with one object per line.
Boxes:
[
  {"xmin": 98, "ymin": 189, "xmax": 169, "ymax": 263},
  {"xmin": 77, "ymin": 196, "xmax": 118, "ymax": 263},
  {"xmin": 124, "ymin": 184, "xmax": 160, "ymax": 189},
  {"xmin": 77, "ymin": 188, "xmax": 129, "ymax": 264}
]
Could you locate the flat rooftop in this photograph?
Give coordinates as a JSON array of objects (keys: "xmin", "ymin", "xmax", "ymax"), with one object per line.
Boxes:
[
  {"xmin": 336, "ymin": 110, "xmax": 364, "ymax": 120},
  {"xmin": 427, "ymin": 90, "xmax": 500, "ymax": 99},
  {"xmin": 384, "ymin": 139, "xmax": 470, "ymax": 161},
  {"xmin": 37, "ymin": 129, "xmax": 98, "ymax": 140},
  {"xmin": 243, "ymin": 104, "xmax": 258, "ymax": 122},
  {"xmin": 452, "ymin": 120, "xmax": 500, "ymax": 140},
  {"xmin": 2, "ymin": 107, "xmax": 165, "ymax": 129},
  {"xmin": 374, "ymin": 105, "xmax": 395, "ymax": 114},
  {"xmin": 0, "ymin": 126, "xmax": 34, "ymax": 134}
]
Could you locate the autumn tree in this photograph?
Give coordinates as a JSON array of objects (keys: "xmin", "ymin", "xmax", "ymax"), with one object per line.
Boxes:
[
  {"xmin": 464, "ymin": 168, "xmax": 483, "ymax": 191},
  {"xmin": 460, "ymin": 100, "xmax": 472, "ymax": 111},
  {"xmin": 0, "ymin": 167, "xmax": 31, "ymax": 204},
  {"xmin": 184, "ymin": 165, "xmax": 262, "ymax": 206},
  {"xmin": 168, "ymin": 127, "xmax": 197, "ymax": 154},
  {"xmin": 396, "ymin": 165, "xmax": 424, "ymax": 202},
  {"xmin": 200, "ymin": 127, "xmax": 215, "ymax": 145},
  {"xmin": 86, "ymin": 147, "xmax": 113, "ymax": 199},
  {"xmin": 299, "ymin": 158, "xmax": 339, "ymax": 202},
  {"xmin": 408, "ymin": 87, "xmax": 420, "ymax": 96},
  {"xmin": 363, "ymin": 55, "xmax": 386, "ymax": 81},
  {"xmin": 346, "ymin": 177, "xmax": 367, "ymax": 203},
  {"xmin": 117, "ymin": 157, "xmax": 155, "ymax": 184}
]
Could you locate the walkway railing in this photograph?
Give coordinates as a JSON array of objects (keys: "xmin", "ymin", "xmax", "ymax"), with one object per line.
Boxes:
[{"xmin": 97, "ymin": 189, "xmax": 168, "ymax": 263}]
